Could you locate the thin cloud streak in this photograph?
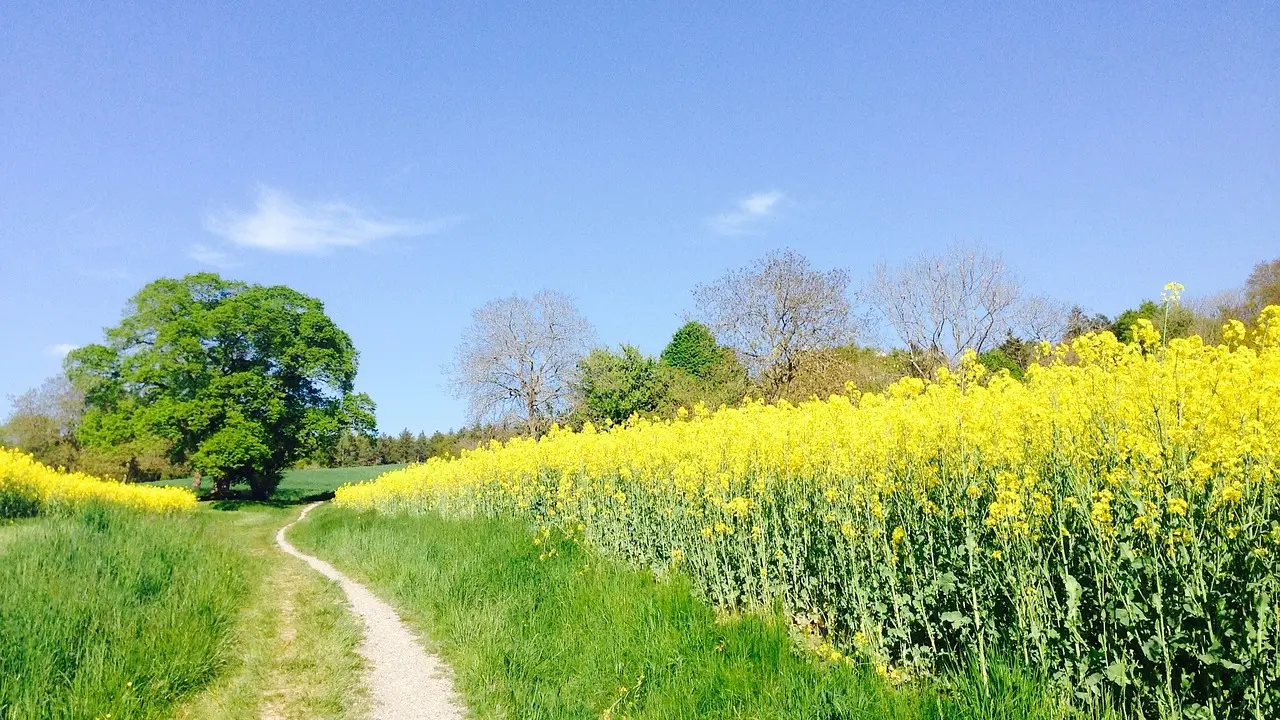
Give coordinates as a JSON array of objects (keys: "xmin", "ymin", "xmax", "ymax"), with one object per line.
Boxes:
[
  {"xmin": 205, "ymin": 186, "xmax": 455, "ymax": 255},
  {"xmin": 46, "ymin": 343, "xmax": 79, "ymax": 358},
  {"xmin": 708, "ymin": 190, "xmax": 786, "ymax": 236}
]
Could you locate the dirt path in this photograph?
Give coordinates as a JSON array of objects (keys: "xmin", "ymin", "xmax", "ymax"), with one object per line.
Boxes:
[{"xmin": 277, "ymin": 503, "xmax": 467, "ymax": 720}]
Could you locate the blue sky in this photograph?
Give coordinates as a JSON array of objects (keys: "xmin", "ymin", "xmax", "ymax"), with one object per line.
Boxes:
[{"xmin": 2, "ymin": 2, "xmax": 1277, "ymax": 433}]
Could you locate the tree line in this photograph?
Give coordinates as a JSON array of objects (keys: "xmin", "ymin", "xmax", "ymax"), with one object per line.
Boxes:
[
  {"xmin": 3, "ymin": 251, "xmax": 1278, "ymax": 496},
  {"xmin": 447, "ymin": 247, "xmax": 1280, "ymax": 434},
  {"xmin": 327, "ymin": 426, "xmax": 517, "ymax": 467}
]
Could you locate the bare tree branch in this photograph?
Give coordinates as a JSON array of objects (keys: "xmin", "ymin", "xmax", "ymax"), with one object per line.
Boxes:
[
  {"xmin": 447, "ymin": 291, "xmax": 594, "ymax": 435},
  {"xmin": 863, "ymin": 245, "xmax": 1047, "ymax": 374},
  {"xmin": 694, "ymin": 249, "xmax": 855, "ymax": 397},
  {"xmin": 1013, "ymin": 295, "xmax": 1071, "ymax": 343}
]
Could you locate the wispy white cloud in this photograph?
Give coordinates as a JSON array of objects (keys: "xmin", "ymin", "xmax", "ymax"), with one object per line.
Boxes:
[
  {"xmin": 46, "ymin": 343, "xmax": 79, "ymax": 359},
  {"xmin": 708, "ymin": 190, "xmax": 786, "ymax": 236},
  {"xmin": 188, "ymin": 243, "xmax": 239, "ymax": 268},
  {"xmin": 205, "ymin": 186, "xmax": 454, "ymax": 255}
]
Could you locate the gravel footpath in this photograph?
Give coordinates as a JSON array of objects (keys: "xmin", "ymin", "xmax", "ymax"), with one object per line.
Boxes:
[{"xmin": 277, "ymin": 503, "xmax": 467, "ymax": 720}]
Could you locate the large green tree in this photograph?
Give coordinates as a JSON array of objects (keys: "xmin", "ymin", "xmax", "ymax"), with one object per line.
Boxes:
[{"xmin": 65, "ymin": 273, "xmax": 375, "ymax": 498}]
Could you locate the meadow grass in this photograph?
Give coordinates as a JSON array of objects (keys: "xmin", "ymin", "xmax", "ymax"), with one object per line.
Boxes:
[
  {"xmin": 0, "ymin": 518, "xmax": 41, "ymax": 555},
  {"xmin": 293, "ymin": 505, "xmax": 1088, "ymax": 720},
  {"xmin": 0, "ymin": 506, "xmax": 250, "ymax": 720},
  {"xmin": 176, "ymin": 503, "xmax": 368, "ymax": 720},
  {"xmin": 147, "ymin": 464, "xmax": 406, "ymax": 502},
  {"xmin": 0, "ymin": 502, "xmax": 369, "ymax": 720}
]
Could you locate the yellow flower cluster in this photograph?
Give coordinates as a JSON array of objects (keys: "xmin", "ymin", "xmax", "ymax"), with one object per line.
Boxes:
[
  {"xmin": 0, "ymin": 447, "xmax": 196, "ymax": 516},
  {"xmin": 339, "ymin": 307, "xmax": 1280, "ymax": 715}
]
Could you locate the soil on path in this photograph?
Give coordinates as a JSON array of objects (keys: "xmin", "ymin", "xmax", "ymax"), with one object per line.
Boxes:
[{"xmin": 277, "ymin": 503, "xmax": 467, "ymax": 720}]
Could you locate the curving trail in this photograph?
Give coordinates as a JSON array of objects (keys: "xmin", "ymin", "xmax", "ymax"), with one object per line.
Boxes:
[{"xmin": 277, "ymin": 503, "xmax": 467, "ymax": 720}]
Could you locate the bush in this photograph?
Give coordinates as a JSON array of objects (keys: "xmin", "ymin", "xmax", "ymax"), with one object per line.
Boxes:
[
  {"xmin": 575, "ymin": 345, "xmax": 668, "ymax": 426},
  {"xmin": 660, "ymin": 322, "xmax": 722, "ymax": 379}
]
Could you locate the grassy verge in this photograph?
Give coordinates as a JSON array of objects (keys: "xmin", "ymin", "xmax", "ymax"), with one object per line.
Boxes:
[
  {"xmin": 292, "ymin": 506, "xmax": 1077, "ymax": 720},
  {"xmin": 176, "ymin": 503, "xmax": 368, "ymax": 720},
  {"xmin": 0, "ymin": 503, "xmax": 369, "ymax": 720},
  {"xmin": 0, "ymin": 506, "xmax": 250, "ymax": 719}
]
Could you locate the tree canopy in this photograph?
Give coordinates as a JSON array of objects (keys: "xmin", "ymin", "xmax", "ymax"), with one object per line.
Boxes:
[
  {"xmin": 1244, "ymin": 258, "xmax": 1280, "ymax": 321},
  {"xmin": 575, "ymin": 345, "xmax": 667, "ymax": 426},
  {"xmin": 0, "ymin": 375, "xmax": 83, "ymax": 471},
  {"xmin": 660, "ymin": 322, "xmax": 722, "ymax": 379},
  {"xmin": 64, "ymin": 273, "xmax": 375, "ymax": 498},
  {"xmin": 1111, "ymin": 299, "xmax": 1194, "ymax": 344}
]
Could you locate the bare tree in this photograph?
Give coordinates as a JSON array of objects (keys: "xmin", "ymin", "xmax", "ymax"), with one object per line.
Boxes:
[
  {"xmin": 2, "ymin": 374, "xmax": 85, "ymax": 468},
  {"xmin": 1013, "ymin": 294, "xmax": 1071, "ymax": 343},
  {"xmin": 1242, "ymin": 257, "xmax": 1280, "ymax": 322},
  {"xmin": 694, "ymin": 249, "xmax": 855, "ymax": 397},
  {"xmin": 1064, "ymin": 305, "xmax": 1112, "ymax": 341},
  {"xmin": 6, "ymin": 375, "xmax": 84, "ymax": 435},
  {"xmin": 863, "ymin": 245, "xmax": 1026, "ymax": 375},
  {"xmin": 447, "ymin": 291, "xmax": 594, "ymax": 435},
  {"xmin": 1181, "ymin": 287, "xmax": 1246, "ymax": 343}
]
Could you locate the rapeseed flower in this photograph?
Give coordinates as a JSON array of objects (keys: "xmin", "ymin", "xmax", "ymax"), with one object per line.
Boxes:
[{"xmin": 337, "ymin": 306, "xmax": 1280, "ymax": 715}]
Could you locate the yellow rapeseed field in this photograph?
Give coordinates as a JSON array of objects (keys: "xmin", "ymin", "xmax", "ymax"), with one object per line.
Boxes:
[
  {"xmin": 339, "ymin": 306, "xmax": 1280, "ymax": 718},
  {"xmin": 0, "ymin": 447, "xmax": 196, "ymax": 516}
]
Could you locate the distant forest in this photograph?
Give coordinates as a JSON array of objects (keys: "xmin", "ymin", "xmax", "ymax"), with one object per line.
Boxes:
[{"xmin": 328, "ymin": 427, "xmax": 514, "ymax": 468}]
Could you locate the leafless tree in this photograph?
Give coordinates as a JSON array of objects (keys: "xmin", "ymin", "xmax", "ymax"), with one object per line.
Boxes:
[
  {"xmin": 1, "ymin": 375, "xmax": 85, "ymax": 467},
  {"xmin": 1180, "ymin": 287, "xmax": 1247, "ymax": 343},
  {"xmin": 6, "ymin": 375, "xmax": 84, "ymax": 435},
  {"xmin": 1245, "ymin": 258, "xmax": 1280, "ymax": 310},
  {"xmin": 1064, "ymin": 305, "xmax": 1112, "ymax": 341},
  {"xmin": 1013, "ymin": 294, "xmax": 1071, "ymax": 343},
  {"xmin": 447, "ymin": 291, "xmax": 594, "ymax": 435},
  {"xmin": 863, "ymin": 245, "xmax": 1028, "ymax": 375},
  {"xmin": 693, "ymin": 249, "xmax": 856, "ymax": 397}
]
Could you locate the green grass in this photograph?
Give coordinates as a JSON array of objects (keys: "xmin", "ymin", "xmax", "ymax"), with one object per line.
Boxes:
[
  {"xmin": 0, "ymin": 506, "xmax": 251, "ymax": 719},
  {"xmin": 147, "ymin": 463, "xmax": 405, "ymax": 502},
  {"xmin": 176, "ymin": 503, "xmax": 367, "ymax": 719},
  {"xmin": 0, "ymin": 503, "xmax": 369, "ymax": 720},
  {"xmin": 0, "ymin": 518, "xmax": 42, "ymax": 555},
  {"xmin": 292, "ymin": 506, "xmax": 1084, "ymax": 720}
]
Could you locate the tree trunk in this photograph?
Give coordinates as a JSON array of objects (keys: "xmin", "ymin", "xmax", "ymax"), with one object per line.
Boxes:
[
  {"xmin": 191, "ymin": 469, "xmax": 202, "ymax": 493},
  {"xmin": 250, "ymin": 479, "xmax": 270, "ymax": 501},
  {"xmin": 526, "ymin": 391, "xmax": 538, "ymax": 437}
]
